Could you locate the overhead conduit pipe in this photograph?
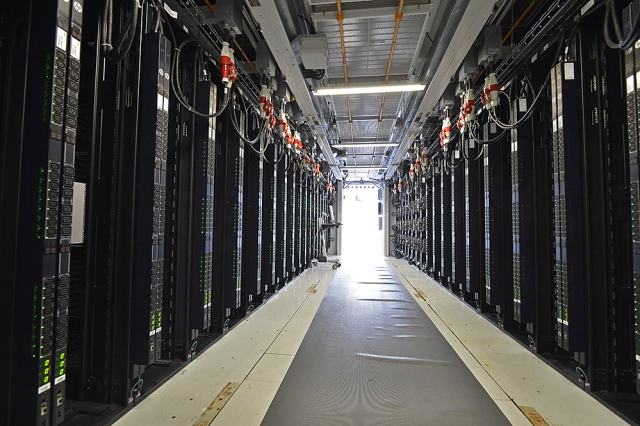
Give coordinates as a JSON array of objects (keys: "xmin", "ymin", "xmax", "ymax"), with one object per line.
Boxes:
[
  {"xmin": 336, "ymin": 0, "xmax": 357, "ymax": 165},
  {"xmin": 383, "ymin": 0, "xmax": 470, "ymax": 178},
  {"xmin": 369, "ymin": 0, "xmax": 405, "ymax": 172}
]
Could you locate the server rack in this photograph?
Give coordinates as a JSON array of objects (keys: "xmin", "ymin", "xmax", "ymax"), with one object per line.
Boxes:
[
  {"xmin": 452, "ymin": 158, "xmax": 465, "ymax": 296},
  {"xmin": 432, "ymin": 172, "xmax": 441, "ymax": 279},
  {"xmin": 170, "ymin": 46, "xmax": 197, "ymax": 360},
  {"xmin": 465, "ymin": 142, "xmax": 484, "ymax": 305},
  {"xmin": 295, "ymin": 170, "xmax": 303, "ymax": 273},
  {"xmin": 551, "ymin": 61, "xmax": 588, "ymax": 352},
  {"xmin": 261, "ymin": 143, "xmax": 278, "ymax": 293},
  {"xmin": 275, "ymin": 152, "xmax": 287, "ymax": 287},
  {"xmin": 426, "ymin": 180, "xmax": 433, "ymax": 272},
  {"xmin": 213, "ymin": 104, "xmax": 245, "ymax": 327},
  {"xmin": 483, "ymin": 121, "xmax": 511, "ymax": 314},
  {"xmin": 625, "ymin": 8, "xmax": 640, "ymax": 392},
  {"xmin": 511, "ymin": 101, "xmax": 536, "ymax": 326},
  {"xmin": 286, "ymin": 167, "xmax": 295, "ymax": 279},
  {"xmin": 8, "ymin": 1, "xmax": 74, "ymax": 423},
  {"xmin": 441, "ymin": 166, "xmax": 452, "ymax": 289},
  {"xmin": 242, "ymin": 136, "xmax": 264, "ymax": 306}
]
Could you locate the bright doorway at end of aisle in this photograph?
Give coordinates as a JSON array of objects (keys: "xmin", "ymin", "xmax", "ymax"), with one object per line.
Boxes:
[{"xmin": 341, "ymin": 185, "xmax": 383, "ymax": 261}]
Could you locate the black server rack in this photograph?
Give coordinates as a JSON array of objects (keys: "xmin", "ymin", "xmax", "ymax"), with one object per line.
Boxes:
[
  {"xmin": 53, "ymin": 1, "xmax": 84, "ymax": 421},
  {"xmin": 483, "ymin": 122, "xmax": 511, "ymax": 311},
  {"xmin": 295, "ymin": 171, "xmax": 303, "ymax": 273},
  {"xmin": 465, "ymin": 142, "xmax": 483, "ymax": 304},
  {"xmin": 301, "ymin": 179, "xmax": 308, "ymax": 267},
  {"xmin": 432, "ymin": 173, "xmax": 441, "ymax": 279},
  {"xmin": 579, "ymin": 30, "xmax": 629, "ymax": 391},
  {"xmin": 551, "ymin": 62, "xmax": 587, "ymax": 352},
  {"xmin": 213, "ymin": 106, "xmax": 245, "ymax": 325},
  {"xmin": 170, "ymin": 47, "xmax": 196, "ymax": 360},
  {"xmin": 311, "ymin": 186, "xmax": 318, "ymax": 260},
  {"xmin": 8, "ymin": 1, "xmax": 74, "ymax": 424},
  {"xmin": 452, "ymin": 159, "xmax": 465, "ymax": 295},
  {"xmin": 420, "ymin": 184, "xmax": 427, "ymax": 269},
  {"xmin": 511, "ymin": 101, "xmax": 536, "ymax": 325},
  {"xmin": 441, "ymin": 168, "xmax": 452, "ymax": 289},
  {"xmin": 128, "ymin": 30, "xmax": 170, "ymax": 366},
  {"xmin": 286, "ymin": 167, "xmax": 295, "ymax": 279},
  {"xmin": 190, "ymin": 81, "xmax": 217, "ymax": 334},
  {"xmin": 415, "ymin": 186, "xmax": 420, "ymax": 263},
  {"xmin": 261, "ymin": 144, "xmax": 277, "ymax": 293},
  {"xmin": 276, "ymin": 157, "xmax": 288, "ymax": 286},
  {"xmin": 242, "ymin": 139, "xmax": 264, "ymax": 305},
  {"xmin": 426, "ymin": 181, "xmax": 433, "ymax": 272},
  {"xmin": 627, "ymin": 11, "xmax": 640, "ymax": 391}
]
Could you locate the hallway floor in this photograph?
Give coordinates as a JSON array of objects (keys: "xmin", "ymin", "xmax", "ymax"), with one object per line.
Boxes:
[{"xmin": 115, "ymin": 257, "xmax": 628, "ymax": 426}]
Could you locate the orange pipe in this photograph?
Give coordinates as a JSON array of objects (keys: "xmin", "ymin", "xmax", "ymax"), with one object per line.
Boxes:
[
  {"xmin": 502, "ymin": 0, "xmax": 537, "ymax": 45},
  {"xmin": 233, "ymin": 39, "xmax": 259, "ymax": 77},
  {"xmin": 371, "ymin": 0, "xmax": 404, "ymax": 169},
  {"xmin": 336, "ymin": 0, "xmax": 355, "ymax": 146}
]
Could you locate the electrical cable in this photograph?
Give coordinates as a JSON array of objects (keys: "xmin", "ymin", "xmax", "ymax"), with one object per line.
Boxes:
[
  {"xmin": 229, "ymin": 85, "xmax": 265, "ymax": 144},
  {"xmin": 462, "ymin": 133, "xmax": 485, "ymax": 161},
  {"xmin": 102, "ymin": 0, "xmax": 140, "ymax": 62},
  {"xmin": 468, "ymin": 121, "xmax": 508, "ymax": 145},
  {"xmin": 172, "ymin": 39, "xmax": 230, "ymax": 118},
  {"xmin": 604, "ymin": 0, "xmax": 640, "ymax": 50}
]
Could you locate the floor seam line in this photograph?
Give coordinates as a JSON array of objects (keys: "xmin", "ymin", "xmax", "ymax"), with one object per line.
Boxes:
[
  {"xmin": 393, "ymin": 261, "xmax": 520, "ymax": 408},
  {"xmin": 239, "ymin": 268, "xmax": 334, "ymax": 385}
]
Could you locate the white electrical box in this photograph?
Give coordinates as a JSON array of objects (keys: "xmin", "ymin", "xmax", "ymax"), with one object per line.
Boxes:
[{"xmin": 292, "ymin": 35, "xmax": 328, "ymax": 70}]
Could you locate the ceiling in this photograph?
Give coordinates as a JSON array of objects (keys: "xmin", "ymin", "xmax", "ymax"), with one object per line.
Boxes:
[
  {"xmin": 309, "ymin": 0, "xmax": 441, "ymax": 181},
  {"xmin": 247, "ymin": 0, "xmax": 502, "ymax": 182}
]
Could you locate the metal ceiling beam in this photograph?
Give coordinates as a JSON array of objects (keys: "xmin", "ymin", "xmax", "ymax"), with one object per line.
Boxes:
[
  {"xmin": 311, "ymin": 4, "xmax": 433, "ymax": 21},
  {"xmin": 386, "ymin": 0, "xmax": 495, "ymax": 178},
  {"xmin": 249, "ymin": 0, "xmax": 342, "ymax": 181}
]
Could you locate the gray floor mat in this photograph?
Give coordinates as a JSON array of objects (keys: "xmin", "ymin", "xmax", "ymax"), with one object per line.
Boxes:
[{"xmin": 260, "ymin": 262, "xmax": 511, "ymax": 426}]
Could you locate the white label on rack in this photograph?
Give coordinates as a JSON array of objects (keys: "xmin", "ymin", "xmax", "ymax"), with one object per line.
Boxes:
[
  {"xmin": 157, "ymin": 94, "xmax": 163, "ymax": 110},
  {"xmin": 628, "ymin": 76, "xmax": 636, "ymax": 94},
  {"xmin": 553, "ymin": 119, "xmax": 557, "ymax": 133},
  {"xmin": 54, "ymin": 374, "xmax": 66, "ymax": 385},
  {"xmin": 162, "ymin": 97, "xmax": 169, "ymax": 112},
  {"xmin": 56, "ymin": 27, "xmax": 68, "ymax": 51},
  {"xmin": 564, "ymin": 63, "xmax": 575, "ymax": 80},
  {"xmin": 150, "ymin": 329, "xmax": 156, "ymax": 336},
  {"xmin": 163, "ymin": 3, "xmax": 178, "ymax": 19},
  {"xmin": 71, "ymin": 37, "xmax": 81, "ymax": 60},
  {"xmin": 156, "ymin": 327, "xmax": 161, "ymax": 333},
  {"xmin": 558, "ymin": 115, "xmax": 563, "ymax": 129},
  {"xmin": 38, "ymin": 383, "xmax": 51, "ymax": 394}
]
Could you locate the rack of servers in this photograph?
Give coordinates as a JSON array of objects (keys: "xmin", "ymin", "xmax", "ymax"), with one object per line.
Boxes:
[
  {"xmin": 0, "ymin": 1, "xmax": 334, "ymax": 425},
  {"xmin": 389, "ymin": 0, "xmax": 640, "ymax": 414},
  {"xmin": 8, "ymin": 0, "xmax": 640, "ymax": 425}
]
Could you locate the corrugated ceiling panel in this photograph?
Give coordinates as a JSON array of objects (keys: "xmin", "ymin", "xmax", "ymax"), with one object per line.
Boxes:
[
  {"xmin": 335, "ymin": 119, "xmax": 395, "ymax": 140},
  {"xmin": 318, "ymin": 14, "xmax": 427, "ymax": 79}
]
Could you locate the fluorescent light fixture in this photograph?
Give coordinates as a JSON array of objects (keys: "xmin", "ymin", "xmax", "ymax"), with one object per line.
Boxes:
[
  {"xmin": 342, "ymin": 167, "xmax": 387, "ymax": 170},
  {"xmin": 313, "ymin": 83, "xmax": 425, "ymax": 96},
  {"xmin": 333, "ymin": 143, "xmax": 399, "ymax": 149}
]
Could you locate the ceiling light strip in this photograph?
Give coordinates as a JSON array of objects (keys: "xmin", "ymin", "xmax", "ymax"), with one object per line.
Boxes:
[
  {"xmin": 333, "ymin": 143, "xmax": 399, "ymax": 148},
  {"xmin": 313, "ymin": 84, "xmax": 425, "ymax": 96}
]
